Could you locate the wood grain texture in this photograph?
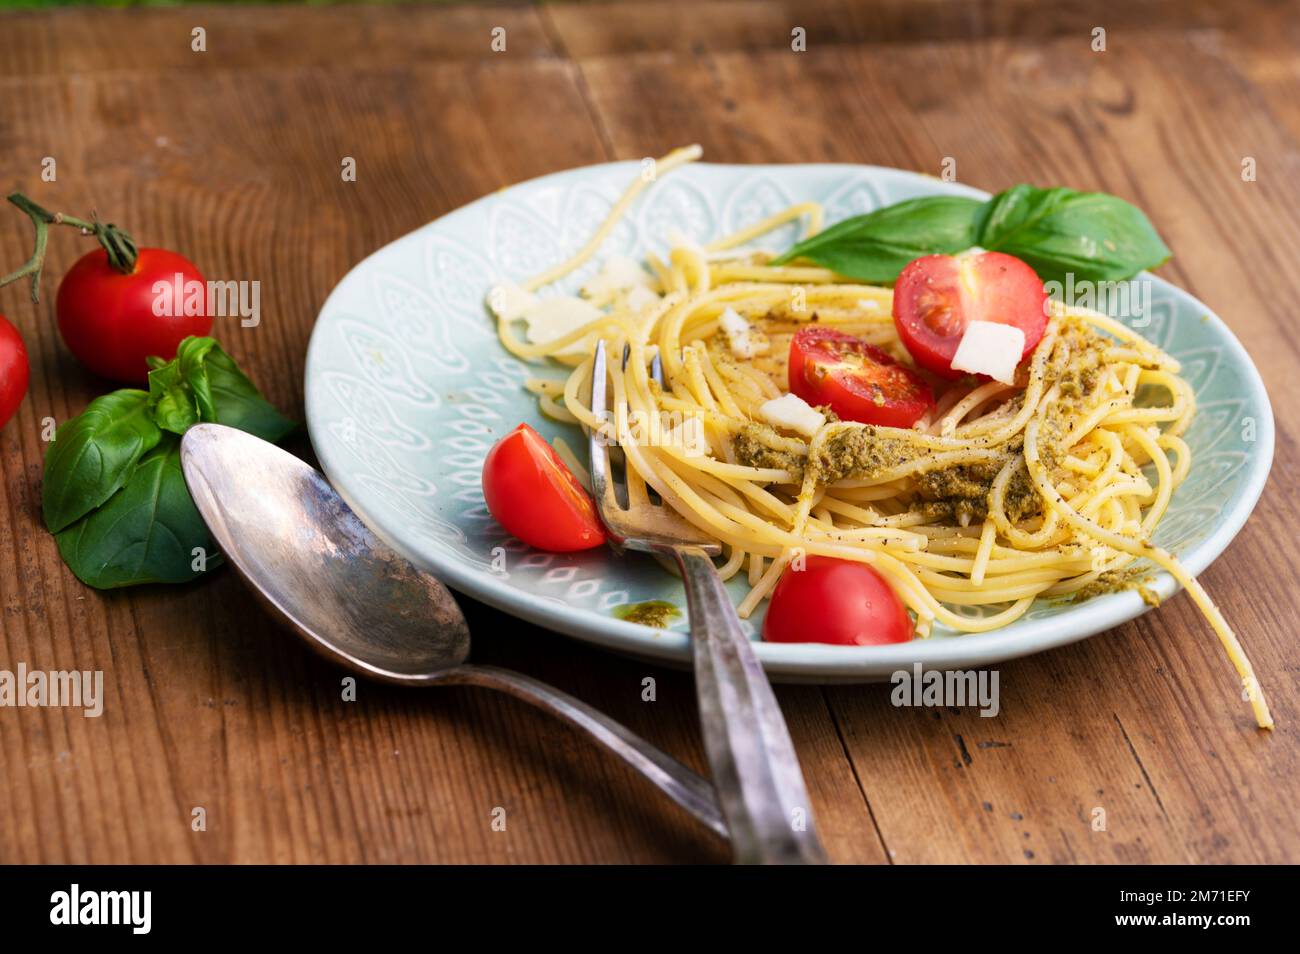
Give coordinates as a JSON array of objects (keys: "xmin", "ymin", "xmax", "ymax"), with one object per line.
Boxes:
[{"xmin": 0, "ymin": 0, "xmax": 1296, "ymax": 864}]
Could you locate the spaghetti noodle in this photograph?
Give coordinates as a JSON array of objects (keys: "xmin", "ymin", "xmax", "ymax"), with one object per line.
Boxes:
[{"xmin": 488, "ymin": 146, "xmax": 1272, "ymax": 729}]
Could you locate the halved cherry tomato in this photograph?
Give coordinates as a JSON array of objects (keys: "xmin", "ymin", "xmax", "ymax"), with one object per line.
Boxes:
[
  {"xmin": 892, "ymin": 251, "xmax": 1047, "ymax": 380},
  {"xmin": 482, "ymin": 423, "xmax": 605, "ymax": 552},
  {"xmin": 788, "ymin": 326, "xmax": 933, "ymax": 429},
  {"xmin": 0, "ymin": 314, "xmax": 29, "ymax": 430},
  {"xmin": 763, "ymin": 556, "xmax": 912, "ymax": 646}
]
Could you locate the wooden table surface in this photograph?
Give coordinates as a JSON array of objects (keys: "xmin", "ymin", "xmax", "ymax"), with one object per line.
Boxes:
[{"xmin": 1, "ymin": 0, "xmax": 1296, "ymax": 865}]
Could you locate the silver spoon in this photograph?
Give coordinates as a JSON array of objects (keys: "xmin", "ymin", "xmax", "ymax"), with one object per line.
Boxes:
[{"xmin": 179, "ymin": 422, "xmax": 727, "ymax": 840}]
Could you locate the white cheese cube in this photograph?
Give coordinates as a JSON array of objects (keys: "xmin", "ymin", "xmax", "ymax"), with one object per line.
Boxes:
[
  {"xmin": 488, "ymin": 281, "xmax": 538, "ymax": 322},
  {"xmin": 719, "ymin": 307, "xmax": 749, "ymax": 337},
  {"xmin": 718, "ymin": 307, "xmax": 769, "ymax": 359},
  {"xmin": 522, "ymin": 296, "xmax": 604, "ymax": 355},
  {"xmin": 760, "ymin": 393, "xmax": 826, "ymax": 438},
  {"xmin": 719, "ymin": 307, "xmax": 754, "ymax": 357},
  {"xmin": 626, "ymin": 285, "xmax": 661, "ymax": 313},
  {"xmin": 583, "ymin": 255, "xmax": 653, "ymax": 299},
  {"xmin": 950, "ymin": 320, "xmax": 1025, "ymax": 385}
]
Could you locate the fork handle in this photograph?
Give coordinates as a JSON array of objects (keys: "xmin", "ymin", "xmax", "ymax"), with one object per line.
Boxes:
[
  {"xmin": 671, "ymin": 545, "xmax": 829, "ymax": 864},
  {"xmin": 445, "ymin": 663, "xmax": 728, "ymax": 841}
]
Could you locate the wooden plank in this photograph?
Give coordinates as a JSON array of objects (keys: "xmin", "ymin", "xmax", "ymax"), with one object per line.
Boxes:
[
  {"xmin": 544, "ymin": 0, "xmax": 1238, "ymax": 55},
  {"xmin": 0, "ymin": 5, "xmax": 560, "ymax": 77}
]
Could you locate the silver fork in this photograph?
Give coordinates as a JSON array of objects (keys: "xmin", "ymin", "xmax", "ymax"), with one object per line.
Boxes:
[{"xmin": 588, "ymin": 339, "xmax": 828, "ymax": 865}]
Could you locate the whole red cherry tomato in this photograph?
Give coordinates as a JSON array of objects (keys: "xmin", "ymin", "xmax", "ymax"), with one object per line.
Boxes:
[
  {"xmin": 764, "ymin": 556, "xmax": 912, "ymax": 646},
  {"xmin": 56, "ymin": 247, "xmax": 211, "ymax": 384},
  {"xmin": 0, "ymin": 314, "xmax": 29, "ymax": 430}
]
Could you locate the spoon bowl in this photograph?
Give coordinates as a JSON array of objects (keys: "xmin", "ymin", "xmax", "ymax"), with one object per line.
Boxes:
[{"xmin": 180, "ymin": 423, "xmax": 469, "ymax": 681}]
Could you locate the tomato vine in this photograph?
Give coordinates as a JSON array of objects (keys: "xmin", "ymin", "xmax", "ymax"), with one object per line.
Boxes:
[{"xmin": 0, "ymin": 192, "xmax": 139, "ymax": 302}]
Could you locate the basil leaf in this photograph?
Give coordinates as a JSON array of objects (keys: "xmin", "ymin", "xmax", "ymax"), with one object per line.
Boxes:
[
  {"xmin": 976, "ymin": 184, "xmax": 1171, "ymax": 285},
  {"xmin": 770, "ymin": 184, "xmax": 1171, "ymax": 287},
  {"xmin": 770, "ymin": 196, "xmax": 983, "ymax": 282},
  {"xmin": 147, "ymin": 360, "xmax": 201, "ymax": 435},
  {"xmin": 179, "ymin": 337, "xmax": 295, "ymax": 442},
  {"xmin": 53, "ymin": 435, "xmax": 220, "ymax": 589},
  {"xmin": 42, "ymin": 390, "xmax": 162, "ymax": 533}
]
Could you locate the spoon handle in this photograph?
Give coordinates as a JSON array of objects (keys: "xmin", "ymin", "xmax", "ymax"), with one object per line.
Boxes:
[{"xmin": 446, "ymin": 664, "xmax": 728, "ymax": 840}]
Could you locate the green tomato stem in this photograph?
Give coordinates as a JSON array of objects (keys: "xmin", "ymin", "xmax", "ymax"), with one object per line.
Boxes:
[{"xmin": 0, "ymin": 192, "xmax": 139, "ymax": 303}]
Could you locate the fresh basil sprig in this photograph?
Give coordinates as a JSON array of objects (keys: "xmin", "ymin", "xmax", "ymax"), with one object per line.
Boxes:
[
  {"xmin": 772, "ymin": 184, "xmax": 1171, "ymax": 285},
  {"xmin": 44, "ymin": 336, "xmax": 294, "ymax": 589}
]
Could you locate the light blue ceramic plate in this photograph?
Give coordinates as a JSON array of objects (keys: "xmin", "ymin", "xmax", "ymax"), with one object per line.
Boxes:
[{"xmin": 304, "ymin": 162, "xmax": 1273, "ymax": 681}]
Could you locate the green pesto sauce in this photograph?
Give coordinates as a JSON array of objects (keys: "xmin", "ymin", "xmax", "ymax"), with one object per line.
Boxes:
[
  {"xmin": 1069, "ymin": 568, "xmax": 1160, "ymax": 607},
  {"xmin": 733, "ymin": 423, "xmax": 806, "ymax": 481},
  {"xmin": 613, "ymin": 600, "xmax": 680, "ymax": 628}
]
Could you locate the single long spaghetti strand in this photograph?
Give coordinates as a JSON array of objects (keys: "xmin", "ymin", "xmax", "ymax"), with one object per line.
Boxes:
[{"xmin": 522, "ymin": 145, "xmax": 703, "ymax": 292}]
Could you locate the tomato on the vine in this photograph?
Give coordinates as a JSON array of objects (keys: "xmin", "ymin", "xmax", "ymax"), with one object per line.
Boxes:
[
  {"xmin": 0, "ymin": 314, "xmax": 29, "ymax": 430},
  {"xmin": 0, "ymin": 194, "xmax": 211, "ymax": 384},
  {"xmin": 57, "ymin": 247, "xmax": 211, "ymax": 384}
]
